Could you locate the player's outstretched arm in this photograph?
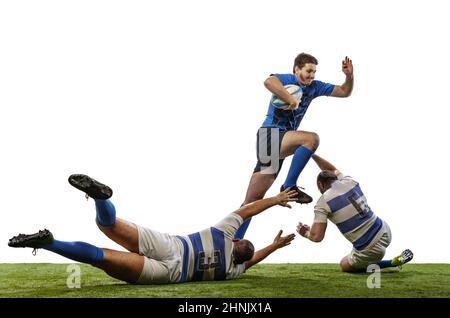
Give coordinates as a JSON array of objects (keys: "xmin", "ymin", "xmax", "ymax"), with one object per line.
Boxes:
[
  {"xmin": 330, "ymin": 56, "xmax": 353, "ymax": 97},
  {"xmin": 297, "ymin": 222, "xmax": 327, "ymax": 242},
  {"xmin": 234, "ymin": 189, "xmax": 298, "ymax": 221},
  {"xmin": 244, "ymin": 230, "xmax": 295, "ymax": 270},
  {"xmin": 312, "ymin": 154, "xmax": 341, "ymax": 175}
]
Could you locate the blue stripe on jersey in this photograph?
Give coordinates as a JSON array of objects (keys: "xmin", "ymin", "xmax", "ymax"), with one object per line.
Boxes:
[
  {"xmin": 336, "ymin": 210, "xmax": 374, "ymax": 234},
  {"xmin": 353, "ymin": 217, "xmax": 383, "ymax": 250},
  {"xmin": 211, "ymin": 227, "xmax": 226, "ymax": 280},
  {"xmin": 188, "ymin": 232, "xmax": 204, "ymax": 281},
  {"xmin": 327, "ymin": 184, "xmax": 364, "ymax": 212},
  {"xmin": 176, "ymin": 236, "xmax": 189, "ymax": 282}
]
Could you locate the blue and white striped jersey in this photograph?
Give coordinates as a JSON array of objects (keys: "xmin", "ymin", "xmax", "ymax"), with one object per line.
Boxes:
[
  {"xmin": 177, "ymin": 213, "xmax": 246, "ymax": 282},
  {"xmin": 314, "ymin": 174, "xmax": 384, "ymax": 250}
]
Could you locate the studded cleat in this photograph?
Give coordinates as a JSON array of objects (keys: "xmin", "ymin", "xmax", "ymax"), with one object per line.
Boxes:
[
  {"xmin": 280, "ymin": 185, "xmax": 313, "ymax": 204},
  {"xmin": 391, "ymin": 249, "xmax": 414, "ymax": 268},
  {"xmin": 8, "ymin": 229, "xmax": 54, "ymax": 255},
  {"xmin": 68, "ymin": 174, "xmax": 113, "ymax": 200}
]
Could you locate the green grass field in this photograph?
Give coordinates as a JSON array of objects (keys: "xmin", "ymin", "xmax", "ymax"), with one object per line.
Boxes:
[{"xmin": 1, "ymin": 263, "xmax": 449, "ymax": 298}]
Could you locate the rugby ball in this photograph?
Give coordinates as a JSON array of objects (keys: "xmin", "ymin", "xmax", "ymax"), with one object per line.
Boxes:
[{"xmin": 271, "ymin": 84, "xmax": 303, "ymax": 108}]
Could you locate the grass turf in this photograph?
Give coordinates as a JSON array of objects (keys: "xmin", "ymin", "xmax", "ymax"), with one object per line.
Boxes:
[{"xmin": 1, "ymin": 263, "xmax": 449, "ymax": 298}]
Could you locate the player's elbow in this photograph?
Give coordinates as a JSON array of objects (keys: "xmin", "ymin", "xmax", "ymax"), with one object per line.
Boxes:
[
  {"xmin": 310, "ymin": 233, "xmax": 324, "ymax": 242},
  {"xmin": 333, "ymin": 86, "xmax": 351, "ymax": 98},
  {"xmin": 338, "ymin": 85, "xmax": 352, "ymax": 97},
  {"xmin": 264, "ymin": 76, "xmax": 277, "ymax": 90}
]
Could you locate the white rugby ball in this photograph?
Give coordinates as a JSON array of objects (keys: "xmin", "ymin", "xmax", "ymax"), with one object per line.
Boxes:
[{"xmin": 271, "ymin": 84, "xmax": 303, "ymax": 108}]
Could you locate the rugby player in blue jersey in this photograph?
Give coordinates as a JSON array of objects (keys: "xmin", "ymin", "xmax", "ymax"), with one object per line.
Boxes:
[
  {"xmin": 296, "ymin": 154, "xmax": 413, "ymax": 272},
  {"xmin": 8, "ymin": 174, "xmax": 298, "ymax": 284},
  {"xmin": 235, "ymin": 53, "xmax": 354, "ymax": 239}
]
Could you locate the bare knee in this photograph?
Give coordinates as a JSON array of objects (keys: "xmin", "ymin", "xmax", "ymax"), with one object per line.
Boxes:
[
  {"xmin": 97, "ymin": 221, "xmax": 117, "ymax": 237},
  {"xmin": 97, "ymin": 219, "xmax": 140, "ymax": 254},
  {"xmin": 340, "ymin": 264, "xmax": 351, "ymax": 272},
  {"xmin": 304, "ymin": 132, "xmax": 320, "ymax": 152},
  {"xmin": 340, "ymin": 256, "xmax": 353, "ymax": 272}
]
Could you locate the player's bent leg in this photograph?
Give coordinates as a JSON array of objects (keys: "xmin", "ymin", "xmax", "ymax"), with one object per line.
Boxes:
[
  {"xmin": 280, "ymin": 130, "xmax": 320, "ymax": 159},
  {"xmin": 94, "ymin": 248, "xmax": 145, "ymax": 284},
  {"xmin": 8, "ymin": 229, "xmax": 143, "ymax": 284},
  {"xmin": 339, "ymin": 256, "xmax": 368, "ymax": 272},
  {"xmin": 88, "ymin": 191, "xmax": 139, "ymax": 253},
  {"xmin": 9, "ymin": 229, "xmax": 104, "ymax": 264},
  {"xmin": 279, "ymin": 130, "xmax": 319, "ymax": 204},
  {"xmin": 343, "ymin": 241, "xmax": 389, "ymax": 273},
  {"xmin": 68, "ymin": 173, "xmax": 137, "ymax": 251},
  {"xmin": 97, "ymin": 218, "xmax": 140, "ymax": 254}
]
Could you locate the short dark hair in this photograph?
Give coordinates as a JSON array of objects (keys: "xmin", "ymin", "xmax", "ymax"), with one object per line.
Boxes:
[
  {"xmin": 317, "ymin": 170, "xmax": 338, "ymax": 189},
  {"xmin": 293, "ymin": 53, "xmax": 318, "ymax": 73},
  {"xmin": 233, "ymin": 239, "xmax": 255, "ymax": 264}
]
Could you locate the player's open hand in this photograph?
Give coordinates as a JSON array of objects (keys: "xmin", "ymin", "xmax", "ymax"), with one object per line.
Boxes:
[
  {"xmin": 276, "ymin": 189, "xmax": 298, "ymax": 208},
  {"xmin": 273, "ymin": 230, "xmax": 296, "ymax": 249},
  {"xmin": 342, "ymin": 56, "xmax": 353, "ymax": 76}
]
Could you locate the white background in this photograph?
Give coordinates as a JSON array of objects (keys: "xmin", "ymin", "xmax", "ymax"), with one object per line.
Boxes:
[{"xmin": 1, "ymin": 0, "xmax": 449, "ymax": 264}]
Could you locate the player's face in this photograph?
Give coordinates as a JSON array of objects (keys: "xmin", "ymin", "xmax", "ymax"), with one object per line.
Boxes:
[{"xmin": 295, "ymin": 64, "xmax": 317, "ymax": 86}]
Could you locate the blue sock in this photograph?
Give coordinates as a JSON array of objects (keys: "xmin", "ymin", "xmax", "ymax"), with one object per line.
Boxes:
[
  {"xmin": 377, "ymin": 259, "xmax": 393, "ymax": 269},
  {"xmin": 43, "ymin": 240, "xmax": 104, "ymax": 264},
  {"xmin": 282, "ymin": 146, "xmax": 314, "ymax": 189},
  {"xmin": 95, "ymin": 199, "xmax": 116, "ymax": 227}
]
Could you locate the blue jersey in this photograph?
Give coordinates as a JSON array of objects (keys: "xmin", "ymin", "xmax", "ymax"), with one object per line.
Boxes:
[{"xmin": 261, "ymin": 74, "xmax": 334, "ymax": 131}]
